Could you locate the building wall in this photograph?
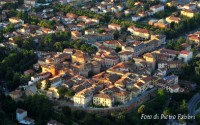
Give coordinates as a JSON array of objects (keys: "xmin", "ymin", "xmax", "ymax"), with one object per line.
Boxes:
[
  {"xmin": 93, "ymin": 97, "xmax": 113, "ymax": 107},
  {"xmin": 70, "ymin": 88, "xmax": 157, "ymax": 114},
  {"xmin": 16, "ymin": 112, "xmax": 27, "ymax": 122},
  {"xmin": 74, "ymin": 95, "xmax": 93, "ymax": 107},
  {"xmin": 181, "ymin": 11, "xmax": 194, "ymax": 18}
]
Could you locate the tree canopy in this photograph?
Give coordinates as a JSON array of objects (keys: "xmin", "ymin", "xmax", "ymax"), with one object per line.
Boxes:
[
  {"xmin": 0, "ymin": 50, "xmax": 37, "ymax": 90},
  {"xmin": 18, "ymin": 94, "xmax": 53, "ymax": 124}
]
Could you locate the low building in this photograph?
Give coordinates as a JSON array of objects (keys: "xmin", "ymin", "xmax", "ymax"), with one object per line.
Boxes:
[
  {"xmin": 150, "ymin": 4, "xmax": 165, "ymax": 14},
  {"xmin": 71, "ymin": 31, "xmax": 82, "ymax": 40},
  {"xmin": 93, "ymin": 93, "xmax": 114, "ymax": 107},
  {"xmin": 16, "ymin": 109, "xmax": 27, "ymax": 122},
  {"xmin": 24, "ymin": 69, "xmax": 34, "ymax": 76},
  {"xmin": 151, "ymin": 34, "xmax": 166, "ymax": 45},
  {"xmin": 118, "ymin": 51, "xmax": 133, "ymax": 62},
  {"xmin": 132, "ymin": 15, "xmax": 142, "ymax": 22},
  {"xmin": 178, "ymin": 50, "xmax": 193, "ymax": 63},
  {"xmin": 49, "ymin": 76, "xmax": 63, "ymax": 87},
  {"xmin": 73, "ymin": 92, "xmax": 93, "ymax": 107},
  {"xmin": 166, "ymin": 16, "xmax": 181, "ymax": 24},
  {"xmin": 127, "ymin": 26, "xmax": 150, "ymax": 39},
  {"xmin": 9, "ymin": 17, "xmax": 24, "ymax": 28},
  {"xmin": 46, "ymin": 87, "xmax": 60, "ymax": 99},
  {"xmin": 182, "ymin": 4, "xmax": 196, "ymax": 10},
  {"xmin": 149, "ymin": 19, "xmax": 170, "ymax": 29},
  {"xmin": 16, "ymin": 108, "xmax": 35, "ymax": 125},
  {"xmin": 181, "ymin": 9, "xmax": 195, "ymax": 18},
  {"xmin": 181, "ymin": 43, "xmax": 191, "ymax": 51},
  {"xmin": 113, "ymin": 91, "xmax": 130, "ymax": 104},
  {"xmin": 167, "ymin": 84, "xmax": 180, "ymax": 93},
  {"xmin": 163, "ymin": 75, "xmax": 179, "ymax": 85},
  {"xmin": 66, "ymin": 13, "xmax": 78, "ymax": 20},
  {"xmin": 134, "ymin": 82, "xmax": 148, "ymax": 93},
  {"xmin": 104, "ymin": 55, "xmax": 119, "ymax": 67},
  {"xmin": 108, "ymin": 23, "xmax": 121, "ymax": 31},
  {"xmin": 72, "ymin": 50, "xmax": 89, "ymax": 64},
  {"xmin": 24, "ymin": 0, "xmax": 37, "ymax": 7},
  {"xmin": 9, "ymin": 90, "xmax": 23, "ymax": 101},
  {"xmin": 103, "ymin": 40, "xmax": 122, "ymax": 49},
  {"xmin": 158, "ymin": 60, "xmax": 183, "ymax": 72},
  {"xmin": 188, "ymin": 31, "xmax": 200, "ymax": 44},
  {"xmin": 25, "ymin": 85, "xmax": 38, "ymax": 96}
]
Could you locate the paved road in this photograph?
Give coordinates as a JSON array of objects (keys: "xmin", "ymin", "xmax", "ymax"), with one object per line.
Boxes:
[
  {"xmin": 187, "ymin": 93, "xmax": 200, "ymax": 125},
  {"xmin": 195, "ymin": 107, "xmax": 200, "ymax": 114},
  {"xmin": 187, "ymin": 93, "xmax": 200, "ymax": 116}
]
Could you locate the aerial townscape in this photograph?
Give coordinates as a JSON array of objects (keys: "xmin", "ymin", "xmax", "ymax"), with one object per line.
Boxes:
[{"xmin": 1, "ymin": 0, "xmax": 200, "ymax": 125}]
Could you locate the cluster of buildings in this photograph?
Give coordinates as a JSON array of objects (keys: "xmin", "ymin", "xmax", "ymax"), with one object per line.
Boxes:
[
  {"xmin": 154, "ymin": 2, "xmax": 200, "ymax": 29},
  {"xmin": 4, "ymin": 0, "xmax": 196, "ymax": 109},
  {"xmin": 8, "ymin": 32, "xmax": 193, "ymax": 108},
  {"xmin": 130, "ymin": 2, "xmax": 200, "ymax": 29},
  {"xmin": 0, "ymin": 1, "xmax": 199, "ymax": 125},
  {"xmin": 0, "ymin": 1, "xmax": 198, "ymax": 124},
  {"xmin": 178, "ymin": 2, "xmax": 200, "ymax": 18},
  {"xmin": 90, "ymin": 1, "xmax": 124, "ymax": 14},
  {"xmin": 19, "ymin": 34, "xmax": 192, "ymax": 108}
]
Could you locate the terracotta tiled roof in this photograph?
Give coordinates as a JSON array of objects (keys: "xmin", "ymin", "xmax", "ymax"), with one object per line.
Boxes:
[
  {"xmin": 182, "ymin": 9, "xmax": 194, "ymax": 13},
  {"xmin": 167, "ymin": 16, "xmax": 181, "ymax": 21},
  {"xmin": 180, "ymin": 50, "xmax": 190, "ymax": 55},
  {"xmin": 170, "ymin": 84, "xmax": 180, "ymax": 90},
  {"xmin": 150, "ymin": 4, "xmax": 164, "ymax": 9},
  {"xmin": 136, "ymin": 82, "xmax": 144, "ymax": 87},
  {"xmin": 94, "ymin": 93, "xmax": 112, "ymax": 99},
  {"xmin": 160, "ymin": 48, "xmax": 180, "ymax": 55},
  {"xmin": 108, "ymin": 23, "xmax": 121, "ymax": 28},
  {"xmin": 66, "ymin": 13, "xmax": 77, "ymax": 19}
]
